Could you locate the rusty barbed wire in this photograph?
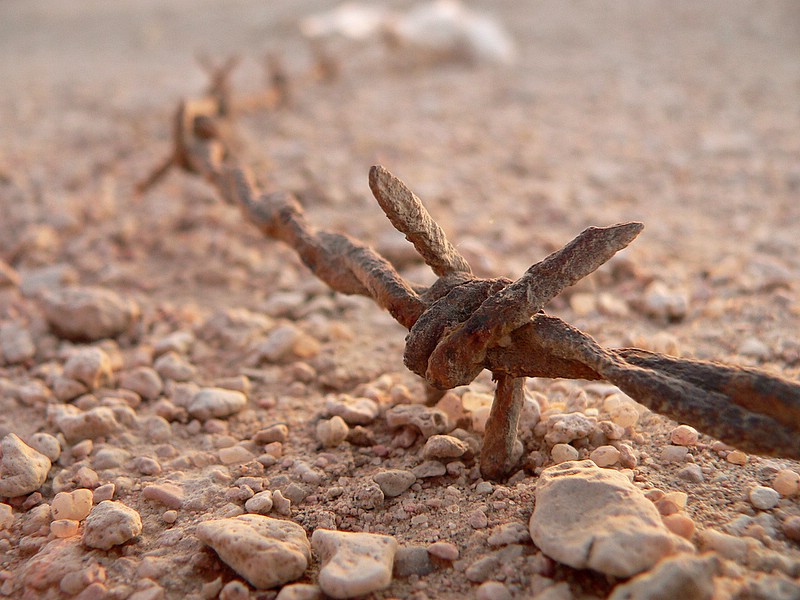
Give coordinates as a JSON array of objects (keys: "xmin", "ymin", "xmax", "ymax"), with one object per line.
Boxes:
[{"xmin": 139, "ymin": 71, "xmax": 800, "ymax": 480}]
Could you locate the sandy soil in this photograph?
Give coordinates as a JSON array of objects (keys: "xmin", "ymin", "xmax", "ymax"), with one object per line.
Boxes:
[{"xmin": 1, "ymin": 1, "xmax": 799, "ymax": 599}]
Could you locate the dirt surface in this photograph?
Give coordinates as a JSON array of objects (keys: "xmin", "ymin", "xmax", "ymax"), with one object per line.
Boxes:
[{"xmin": 1, "ymin": 1, "xmax": 799, "ymax": 599}]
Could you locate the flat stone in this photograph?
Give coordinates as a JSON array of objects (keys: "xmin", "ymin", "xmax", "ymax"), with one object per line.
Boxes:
[
  {"xmin": 51, "ymin": 489, "xmax": 94, "ymax": 521},
  {"xmin": 529, "ymin": 460, "xmax": 689, "ymax": 578},
  {"xmin": 373, "ymin": 469, "xmax": 416, "ymax": 497},
  {"xmin": 385, "ymin": 404, "xmax": 450, "ymax": 439},
  {"xmin": 312, "ymin": 529, "xmax": 398, "ymax": 599},
  {"xmin": 63, "ymin": 347, "xmax": 114, "ymax": 390},
  {"xmin": 188, "ymin": 388, "xmax": 247, "ymax": 421},
  {"xmin": 48, "ymin": 405, "xmax": 120, "ymax": 443},
  {"xmin": 422, "ymin": 435, "xmax": 468, "ymax": 460},
  {"xmin": 0, "ymin": 433, "xmax": 52, "ymax": 497},
  {"xmin": 245, "ymin": 490, "xmax": 274, "ymax": 514},
  {"xmin": 83, "ymin": 501, "xmax": 142, "ymax": 549},
  {"xmin": 41, "ymin": 286, "xmax": 140, "ymax": 342},
  {"xmin": 118, "ymin": 367, "xmax": 163, "ymax": 401},
  {"xmin": 749, "ymin": 485, "xmax": 780, "ymax": 510},
  {"xmin": 487, "ymin": 522, "xmax": 531, "ymax": 546},
  {"xmin": 275, "ymin": 583, "xmax": 323, "ymax": 600},
  {"xmin": 0, "ymin": 323, "xmax": 36, "ymax": 364},
  {"xmin": 412, "ymin": 461, "xmax": 447, "ymax": 478},
  {"xmin": 608, "ymin": 552, "xmax": 720, "ymax": 600},
  {"xmin": 326, "ymin": 395, "xmax": 380, "ymax": 425},
  {"xmin": 427, "ymin": 541, "xmax": 459, "ymax": 561},
  {"xmin": 677, "ymin": 464, "xmax": 704, "ymax": 483},
  {"xmin": 393, "ymin": 545, "xmax": 434, "ymax": 577},
  {"xmin": 142, "ymin": 483, "xmax": 184, "ymax": 509},
  {"xmin": 196, "ymin": 515, "xmax": 311, "ymax": 589},
  {"xmin": 153, "ymin": 351, "xmax": 197, "ymax": 382}
]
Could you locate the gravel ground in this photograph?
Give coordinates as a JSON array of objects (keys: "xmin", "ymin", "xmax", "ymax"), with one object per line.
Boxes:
[{"xmin": 1, "ymin": 1, "xmax": 799, "ymax": 599}]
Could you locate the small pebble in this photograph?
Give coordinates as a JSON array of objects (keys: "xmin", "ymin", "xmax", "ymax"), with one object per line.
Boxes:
[
  {"xmin": 422, "ymin": 435, "xmax": 468, "ymax": 460},
  {"xmin": 476, "ymin": 581, "xmax": 512, "ymax": 600},
  {"xmin": 373, "ymin": 470, "xmax": 416, "ymax": 497},
  {"xmin": 50, "ymin": 518, "xmax": 80, "ymax": 538},
  {"xmin": 316, "ymin": 416, "xmax": 349, "ymax": 448},
  {"xmin": 609, "ymin": 404, "xmax": 639, "ymax": 428},
  {"xmin": 26, "ymin": 432, "xmax": 61, "ymax": 462},
  {"xmin": 118, "ymin": 367, "xmax": 163, "ymax": 401},
  {"xmin": 162, "ymin": 510, "xmax": 178, "ymax": 524},
  {"xmin": 660, "ymin": 445, "xmax": 689, "ymax": 463},
  {"xmin": 153, "ymin": 351, "xmax": 197, "ymax": 382},
  {"xmin": 48, "ymin": 405, "xmax": 120, "ymax": 443},
  {"xmin": 773, "ymin": 469, "xmax": 800, "ymax": 497},
  {"xmin": 0, "ymin": 503, "xmax": 13, "ymax": 529},
  {"xmin": 41, "ymin": 286, "xmax": 139, "ymax": 342},
  {"xmin": 63, "ymin": 347, "xmax": 114, "ymax": 390},
  {"xmin": 142, "ymin": 483, "xmax": 184, "ymax": 509},
  {"xmin": 275, "ymin": 584, "xmax": 323, "ymax": 600},
  {"xmin": 393, "ymin": 545, "xmax": 434, "ymax": 577},
  {"xmin": 465, "ymin": 555, "xmax": 499, "ymax": 583},
  {"xmin": 219, "ymin": 580, "xmax": 249, "ymax": 600},
  {"xmin": 93, "ymin": 483, "xmax": 116, "ymax": 503},
  {"xmin": 0, "ymin": 323, "xmax": 36, "ymax": 364},
  {"xmin": 253, "ymin": 424, "xmax": 289, "ymax": 444},
  {"xmin": 83, "ymin": 500, "xmax": 143, "ymax": 549},
  {"xmin": 312, "ymin": 529, "xmax": 398, "ymax": 598},
  {"xmin": 188, "ymin": 388, "xmax": 247, "ymax": 421},
  {"xmin": 749, "ymin": 486, "xmax": 780, "ymax": 510},
  {"xmin": 726, "ymin": 450, "xmax": 748, "ymax": 465},
  {"xmin": 590, "ymin": 445, "xmax": 620, "ymax": 467},
  {"xmin": 0, "ymin": 433, "xmax": 51, "ymax": 497},
  {"xmin": 326, "ymin": 395, "xmax": 380, "ymax": 425},
  {"xmin": 196, "ymin": 515, "xmax": 311, "ymax": 589},
  {"xmin": 272, "ymin": 490, "xmax": 291, "ymax": 516},
  {"xmin": 475, "ymin": 481, "xmax": 493, "ymax": 495},
  {"xmin": 218, "ymin": 446, "xmax": 254, "ymax": 465},
  {"xmin": 468, "ymin": 509, "xmax": 488, "ymax": 529},
  {"xmin": 385, "ymin": 404, "xmax": 450, "ymax": 439},
  {"xmin": 427, "ymin": 541, "xmax": 459, "ymax": 561},
  {"xmin": 677, "ymin": 464, "xmax": 704, "ymax": 483},
  {"xmin": 783, "ymin": 516, "xmax": 800, "ymax": 542},
  {"xmin": 51, "ymin": 489, "xmax": 94, "ymax": 520},
  {"xmin": 670, "ymin": 424, "xmax": 699, "ymax": 446},
  {"xmin": 245, "ymin": 490, "xmax": 274, "ymax": 514},
  {"xmin": 662, "ymin": 514, "xmax": 695, "ymax": 539},
  {"xmin": 412, "ymin": 461, "xmax": 446, "ymax": 478},
  {"xmin": 487, "ymin": 522, "xmax": 531, "ymax": 546}
]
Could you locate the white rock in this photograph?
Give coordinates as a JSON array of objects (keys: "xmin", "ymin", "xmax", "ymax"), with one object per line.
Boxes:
[
  {"xmin": 670, "ymin": 425, "xmax": 699, "ymax": 447},
  {"xmin": 487, "ymin": 522, "xmax": 531, "ymax": 546},
  {"xmin": 83, "ymin": 500, "xmax": 143, "ymax": 549},
  {"xmin": 590, "ymin": 445, "xmax": 621, "ymax": 467},
  {"xmin": 749, "ymin": 486, "xmax": 780, "ymax": 510},
  {"xmin": 51, "ymin": 489, "xmax": 94, "ymax": 521},
  {"xmin": 529, "ymin": 460, "xmax": 689, "ymax": 578},
  {"xmin": 544, "ymin": 413, "xmax": 596, "ymax": 444},
  {"xmin": 0, "ymin": 433, "xmax": 51, "ymax": 497},
  {"xmin": 373, "ymin": 469, "xmax": 416, "ymax": 497},
  {"xmin": 312, "ymin": 529, "xmax": 398, "ymax": 599},
  {"xmin": 385, "ymin": 404, "xmax": 450, "ymax": 439},
  {"xmin": 27, "ymin": 432, "xmax": 61, "ymax": 462},
  {"xmin": 255, "ymin": 324, "xmax": 320, "ymax": 362},
  {"xmin": 608, "ymin": 553, "xmax": 720, "ymax": 600},
  {"xmin": 118, "ymin": 367, "xmax": 163, "ymax": 401},
  {"xmin": 0, "ymin": 503, "xmax": 13, "ymax": 529},
  {"xmin": 41, "ymin": 286, "xmax": 140, "ymax": 342},
  {"xmin": 48, "ymin": 404, "xmax": 120, "ymax": 443},
  {"xmin": 142, "ymin": 483, "xmax": 184, "ymax": 509},
  {"xmin": 188, "ymin": 388, "xmax": 247, "ymax": 421},
  {"xmin": 642, "ymin": 281, "xmax": 689, "ymax": 321},
  {"xmin": 316, "ymin": 416, "xmax": 350, "ymax": 448},
  {"xmin": 476, "ymin": 581, "xmax": 512, "ymax": 600},
  {"xmin": 551, "ymin": 443, "xmax": 579, "ymax": 464},
  {"xmin": 326, "ymin": 395, "xmax": 380, "ymax": 425},
  {"xmin": 0, "ymin": 323, "xmax": 36, "ymax": 364},
  {"xmin": 153, "ymin": 351, "xmax": 197, "ymax": 382},
  {"xmin": 245, "ymin": 490, "xmax": 274, "ymax": 514},
  {"xmin": 63, "ymin": 347, "xmax": 114, "ymax": 389},
  {"xmin": 422, "ymin": 434, "xmax": 468, "ymax": 460},
  {"xmin": 275, "ymin": 583, "xmax": 323, "ymax": 600},
  {"xmin": 412, "ymin": 460, "xmax": 446, "ymax": 478},
  {"xmin": 195, "ymin": 515, "xmax": 311, "ymax": 589},
  {"xmin": 51, "ymin": 519, "xmax": 80, "ymax": 538}
]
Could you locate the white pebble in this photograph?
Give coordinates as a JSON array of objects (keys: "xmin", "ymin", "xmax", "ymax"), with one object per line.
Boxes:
[
  {"xmin": 660, "ymin": 445, "xmax": 689, "ymax": 463},
  {"xmin": 142, "ymin": 483, "xmax": 184, "ymax": 509},
  {"xmin": 0, "ymin": 503, "xmax": 13, "ymax": 529},
  {"xmin": 27, "ymin": 432, "xmax": 61, "ymax": 462},
  {"xmin": 590, "ymin": 445, "xmax": 621, "ymax": 467},
  {"xmin": 218, "ymin": 445, "xmax": 255, "ymax": 465},
  {"xmin": 609, "ymin": 404, "xmax": 639, "ymax": 428},
  {"xmin": 63, "ymin": 347, "xmax": 113, "ymax": 389},
  {"xmin": 0, "ymin": 323, "xmax": 36, "ymax": 364},
  {"xmin": 83, "ymin": 501, "xmax": 143, "ymax": 549},
  {"xmin": 118, "ymin": 367, "xmax": 163, "ymax": 401},
  {"xmin": 50, "ymin": 519, "xmax": 80, "ymax": 538},
  {"xmin": 476, "ymin": 581, "xmax": 512, "ymax": 600},
  {"xmin": 749, "ymin": 486, "xmax": 780, "ymax": 510},
  {"xmin": 422, "ymin": 435, "xmax": 468, "ymax": 460},
  {"xmin": 773, "ymin": 469, "xmax": 800, "ymax": 497},
  {"xmin": 551, "ymin": 444, "xmax": 579, "ymax": 464},
  {"xmin": 0, "ymin": 433, "xmax": 51, "ymax": 497},
  {"xmin": 41, "ymin": 286, "xmax": 140, "ymax": 342},
  {"xmin": 245, "ymin": 490, "xmax": 274, "ymax": 514},
  {"xmin": 373, "ymin": 469, "xmax": 416, "ymax": 497},
  {"xmin": 326, "ymin": 395, "xmax": 380, "ymax": 425},
  {"xmin": 188, "ymin": 388, "xmax": 247, "ymax": 421},
  {"xmin": 316, "ymin": 416, "xmax": 349, "ymax": 448},
  {"xmin": 312, "ymin": 529, "xmax": 398, "ymax": 598},
  {"xmin": 51, "ymin": 489, "xmax": 94, "ymax": 521},
  {"xmin": 669, "ymin": 425, "xmax": 699, "ymax": 446},
  {"xmin": 196, "ymin": 515, "xmax": 311, "ymax": 589}
]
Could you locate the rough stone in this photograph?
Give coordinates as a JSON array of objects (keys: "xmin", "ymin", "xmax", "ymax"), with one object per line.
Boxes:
[
  {"xmin": 427, "ymin": 540, "xmax": 459, "ymax": 561},
  {"xmin": 0, "ymin": 433, "xmax": 51, "ymax": 497},
  {"xmin": 422, "ymin": 434, "xmax": 468, "ymax": 460},
  {"xmin": 27, "ymin": 432, "xmax": 61, "ymax": 462},
  {"xmin": 312, "ymin": 529, "xmax": 398, "ymax": 598},
  {"xmin": 245, "ymin": 490, "xmax": 274, "ymax": 514},
  {"xmin": 670, "ymin": 425, "xmax": 699, "ymax": 446},
  {"xmin": 529, "ymin": 460, "xmax": 688, "ymax": 577},
  {"xmin": 487, "ymin": 522, "xmax": 531, "ymax": 546},
  {"xmin": 551, "ymin": 443, "xmax": 579, "ymax": 464},
  {"xmin": 677, "ymin": 464, "xmax": 704, "ymax": 483},
  {"xmin": 589, "ymin": 445, "xmax": 620, "ymax": 467},
  {"xmin": 0, "ymin": 323, "xmax": 36, "ymax": 364},
  {"xmin": 749, "ymin": 486, "xmax": 780, "ymax": 510},
  {"xmin": 195, "ymin": 515, "xmax": 311, "ymax": 589},
  {"xmin": 316, "ymin": 416, "xmax": 349, "ymax": 448},
  {"xmin": 608, "ymin": 552, "xmax": 720, "ymax": 600},
  {"xmin": 373, "ymin": 469, "xmax": 416, "ymax": 497},
  {"xmin": 51, "ymin": 489, "xmax": 94, "ymax": 521},
  {"xmin": 41, "ymin": 286, "xmax": 140, "ymax": 341},
  {"xmin": 118, "ymin": 367, "xmax": 163, "ymax": 401},
  {"xmin": 83, "ymin": 501, "xmax": 143, "ymax": 549},
  {"xmin": 0, "ymin": 503, "xmax": 14, "ymax": 529},
  {"xmin": 188, "ymin": 388, "xmax": 247, "ymax": 421},
  {"xmin": 476, "ymin": 581, "xmax": 513, "ymax": 600},
  {"xmin": 385, "ymin": 404, "xmax": 450, "ymax": 439},
  {"xmin": 544, "ymin": 413, "xmax": 596, "ymax": 444},
  {"xmin": 326, "ymin": 395, "xmax": 380, "ymax": 425},
  {"xmin": 48, "ymin": 405, "xmax": 120, "ymax": 443},
  {"xmin": 63, "ymin": 347, "xmax": 114, "ymax": 389}
]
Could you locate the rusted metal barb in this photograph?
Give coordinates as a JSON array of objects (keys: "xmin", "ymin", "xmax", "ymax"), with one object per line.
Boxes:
[{"xmin": 140, "ymin": 85, "xmax": 800, "ymax": 479}]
